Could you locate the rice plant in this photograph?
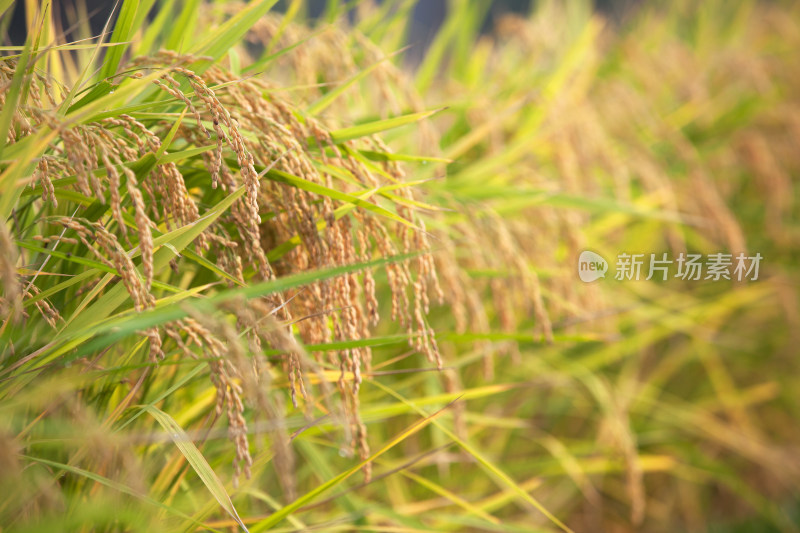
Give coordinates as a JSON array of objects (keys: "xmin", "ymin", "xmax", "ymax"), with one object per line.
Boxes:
[{"xmin": 2, "ymin": 0, "xmax": 799, "ymax": 532}]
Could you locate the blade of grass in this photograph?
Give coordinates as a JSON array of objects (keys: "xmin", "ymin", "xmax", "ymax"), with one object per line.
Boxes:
[
  {"xmin": 22, "ymin": 455, "xmax": 224, "ymax": 532},
  {"xmin": 142, "ymin": 405, "xmax": 249, "ymax": 532},
  {"xmin": 306, "ymin": 46, "xmax": 407, "ymax": 116},
  {"xmin": 0, "ymin": 2, "xmax": 43, "ymax": 160},
  {"xmin": 164, "ymin": 0, "xmax": 201, "ymax": 52},
  {"xmin": 250, "ymin": 399, "xmax": 457, "ymax": 531},
  {"xmin": 190, "ymin": 0, "xmax": 279, "ymax": 68},
  {"xmin": 326, "ymin": 107, "xmax": 446, "ymax": 144},
  {"xmin": 242, "ymin": 27, "xmax": 325, "ymax": 75},
  {"xmin": 372, "ymin": 381, "xmax": 575, "ymax": 533},
  {"xmin": 263, "ymin": 167, "xmax": 421, "ymax": 230},
  {"xmin": 97, "ymin": 0, "xmax": 138, "ymax": 81}
]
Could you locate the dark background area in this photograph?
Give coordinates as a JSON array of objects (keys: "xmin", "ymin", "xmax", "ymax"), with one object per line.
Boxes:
[{"xmin": 5, "ymin": 0, "xmax": 639, "ymax": 48}]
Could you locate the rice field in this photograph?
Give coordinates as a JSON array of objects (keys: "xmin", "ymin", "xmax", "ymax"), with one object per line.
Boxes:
[{"xmin": 1, "ymin": 1, "xmax": 799, "ymax": 531}]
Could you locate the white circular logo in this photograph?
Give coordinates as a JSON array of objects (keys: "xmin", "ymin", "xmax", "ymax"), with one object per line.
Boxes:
[{"xmin": 578, "ymin": 251, "xmax": 608, "ymax": 282}]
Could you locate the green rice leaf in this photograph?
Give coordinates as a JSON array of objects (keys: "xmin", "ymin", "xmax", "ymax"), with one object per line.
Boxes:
[
  {"xmin": 98, "ymin": 0, "xmax": 140, "ymax": 81},
  {"xmin": 326, "ymin": 108, "xmax": 445, "ymax": 144},
  {"xmin": 22, "ymin": 455, "xmax": 223, "ymax": 532},
  {"xmin": 306, "ymin": 47, "xmax": 406, "ymax": 116},
  {"xmin": 250, "ymin": 399, "xmax": 455, "ymax": 531},
  {"xmin": 142, "ymin": 405, "xmax": 249, "ymax": 532},
  {"xmin": 190, "ymin": 0, "xmax": 279, "ymax": 67}
]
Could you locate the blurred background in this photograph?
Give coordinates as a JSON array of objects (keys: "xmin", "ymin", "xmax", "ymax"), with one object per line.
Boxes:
[{"xmin": 4, "ymin": 0, "xmax": 641, "ymax": 48}]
